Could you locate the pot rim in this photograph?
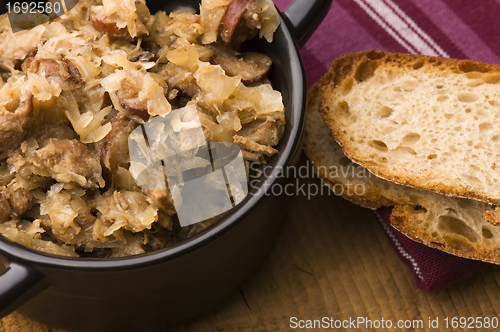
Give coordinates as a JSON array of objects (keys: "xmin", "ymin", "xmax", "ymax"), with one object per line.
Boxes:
[{"xmin": 0, "ymin": 10, "xmax": 307, "ymax": 271}]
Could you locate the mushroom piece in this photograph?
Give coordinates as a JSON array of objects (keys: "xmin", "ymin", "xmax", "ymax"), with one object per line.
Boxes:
[
  {"xmin": 63, "ymin": 59, "xmax": 83, "ymax": 84},
  {"xmin": 159, "ymin": 63, "xmax": 200, "ymax": 97},
  {"xmin": 237, "ymin": 118, "xmax": 284, "ymax": 146},
  {"xmin": 211, "ymin": 45, "xmax": 272, "ymax": 84}
]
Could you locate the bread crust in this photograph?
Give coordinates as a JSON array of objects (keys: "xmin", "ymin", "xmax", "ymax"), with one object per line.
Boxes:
[
  {"xmin": 304, "ymin": 83, "xmax": 393, "ymax": 209},
  {"xmin": 318, "ymin": 50, "xmax": 500, "ymax": 206},
  {"xmin": 391, "ymin": 205, "xmax": 500, "ymax": 264}
]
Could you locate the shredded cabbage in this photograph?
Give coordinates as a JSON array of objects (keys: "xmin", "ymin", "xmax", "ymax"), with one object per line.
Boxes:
[{"xmin": 0, "ymin": 0, "xmax": 284, "ymax": 258}]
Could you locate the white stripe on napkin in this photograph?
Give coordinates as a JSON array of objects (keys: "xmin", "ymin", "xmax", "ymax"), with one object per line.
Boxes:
[
  {"xmin": 354, "ymin": 0, "xmax": 449, "ymax": 57},
  {"xmin": 374, "ymin": 210, "xmax": 425, "ymax": 281}
]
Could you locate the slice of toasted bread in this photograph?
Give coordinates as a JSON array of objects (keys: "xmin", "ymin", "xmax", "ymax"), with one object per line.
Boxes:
[
  {"xmin": 317, "ymin": 50, "xmax": 500, "ymax": 206},
  {"xmin": 304, "ymin": 82, "xmax": 500, "ymax": 264}
]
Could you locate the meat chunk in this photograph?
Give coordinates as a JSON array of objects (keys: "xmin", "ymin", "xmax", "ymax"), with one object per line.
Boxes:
[
  {"xmin": 74, "ymin": 85, "xmax": 111, "ymax": 115},
  {"xmin": 119, "ymin": 97, "xmax": 149, "ymax": 122},
  {"xmin": 219, "ymin": 0, "xmax": 254, "ymax": 43},
  {"xmin": 22, "ymin": 58, "xmax": 82, "ymax": 84},
  {"xmin": 2, "ymin": 175, "xmax": 48, "ymax": 218},
  {"xmin": 211, "ymin": 45, "xmax": 272, "ymax": 83},
  {"xmin": 92, "ymin": 19, "xmax": 130, "ymax": 38},
  {"xmin": 91, "ymin": 2, "xmax": 152, "ymax": 39},
  {"xmin": 22, "ymin": 58, "xmax": 63, "ymax": 77},
  {"xmin": 0, "ymin": 91, "xmax": 33, "ymax": 160},
  {"xmin": 0, "ymin": 191, "xmax": 11, "ymax": 222},
  {"xmin": 237, "ymin": 118, "xmax": 284, "ymax": 146},
  {"xmin": 36, "ymin": 139, "xmax": 104, "ymax": 188},
  {"xmin": 159, "ymin": 63, "xmax": 200, "ymax": 97},
  {"xmin": 97, "ymin": 116, "xmax": 137, "ymax": 184},
  {"xmin": 116, "ymin": 77, "xmax": 152, "ymax": 122},
  {"xmin": 7, "ymin": 186, "xmax": 33, "ymax": 218},
  {"xmin": 62, "ymin": 59, "xmax": 83, "ymax": 84}
]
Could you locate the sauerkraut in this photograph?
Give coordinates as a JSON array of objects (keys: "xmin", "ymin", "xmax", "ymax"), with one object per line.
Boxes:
[{"xmin": 0, "ymin": 0, "xmax": 283, "ymax": 257}]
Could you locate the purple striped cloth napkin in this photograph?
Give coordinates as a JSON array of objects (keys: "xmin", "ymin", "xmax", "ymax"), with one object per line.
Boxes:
[{"xmin": 274, "ymin": 0, "xmax": 496, "ymax": 290}]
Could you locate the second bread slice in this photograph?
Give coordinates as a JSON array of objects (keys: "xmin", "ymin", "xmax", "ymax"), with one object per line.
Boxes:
[{"xmin": 318, "ymin": 50, "xmax": 500, "ymax": 206}]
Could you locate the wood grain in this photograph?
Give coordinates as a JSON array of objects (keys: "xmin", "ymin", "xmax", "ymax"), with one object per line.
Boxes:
[{"xmin": 3, "ymin": 157, "xmax": 500, "ymax": 331}]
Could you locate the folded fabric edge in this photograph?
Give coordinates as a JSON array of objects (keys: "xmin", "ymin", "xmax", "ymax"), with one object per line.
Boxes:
[{"xmin": 373, "ymin": 208, "xmax": 485, "ymax": 291}]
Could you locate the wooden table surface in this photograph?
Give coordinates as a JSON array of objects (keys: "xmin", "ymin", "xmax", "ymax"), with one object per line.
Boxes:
[{"xmin": 3, "ymin": 156, "xmax": 500, "ymax": 331}]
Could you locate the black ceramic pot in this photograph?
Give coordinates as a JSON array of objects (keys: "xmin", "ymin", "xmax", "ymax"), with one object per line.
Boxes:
[{"xmin": 0, "ymin": 0, "xmax": 332, "ymax": 330}]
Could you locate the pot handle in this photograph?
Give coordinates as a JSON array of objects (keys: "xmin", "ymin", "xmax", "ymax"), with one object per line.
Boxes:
[
  {"xmin": 282, "ymin": 0, "xmax": 333, "ymax": 48},
  {"xmin": 0, "ymin": 258, "xmax": 46, "ymax": 318}
]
